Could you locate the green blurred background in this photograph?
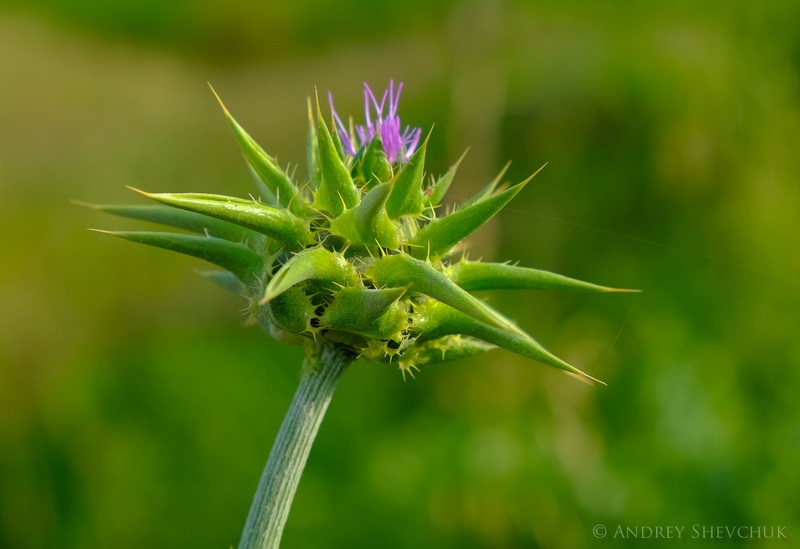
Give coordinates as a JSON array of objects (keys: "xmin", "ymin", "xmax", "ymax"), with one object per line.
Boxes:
[{"xmin": 1, "ymin": 1, "xmax": 799, "ymax": 547}]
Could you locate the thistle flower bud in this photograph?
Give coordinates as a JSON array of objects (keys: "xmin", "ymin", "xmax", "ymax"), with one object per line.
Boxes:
[{"xmin": 87, "ymin": 81, "xmax": 635, "ymax": 382}]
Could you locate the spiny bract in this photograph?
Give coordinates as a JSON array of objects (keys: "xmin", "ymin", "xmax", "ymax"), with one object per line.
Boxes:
[{"xmin": 87, "ymin": 81, "xmax": 635, "ymax": 382}]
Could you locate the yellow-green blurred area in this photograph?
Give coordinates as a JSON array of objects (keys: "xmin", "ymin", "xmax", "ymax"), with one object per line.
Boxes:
[{"xmin": 2, "ymin": 0, "xmax": 799, "ymax": 547}]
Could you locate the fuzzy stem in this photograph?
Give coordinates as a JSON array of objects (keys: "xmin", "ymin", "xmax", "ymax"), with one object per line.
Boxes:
[{"xmin": 238, "ymin": 344, "xmax": 352, "ymax": 549}]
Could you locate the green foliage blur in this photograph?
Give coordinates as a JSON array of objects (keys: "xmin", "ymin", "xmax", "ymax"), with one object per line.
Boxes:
[{"xmin": 2, "ymin": 1, "xmax": 799, "ymax": 547}]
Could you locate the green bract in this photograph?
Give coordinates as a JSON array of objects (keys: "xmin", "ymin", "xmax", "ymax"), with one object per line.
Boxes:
[{"xmin": 86, "ymin": 85, "xmax": 635, "ymax": 383}]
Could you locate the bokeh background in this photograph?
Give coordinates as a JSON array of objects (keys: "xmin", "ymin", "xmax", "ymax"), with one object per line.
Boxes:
[{"xmin": 2, "ymin": 1, "xmax": 799, "ymax": 547}]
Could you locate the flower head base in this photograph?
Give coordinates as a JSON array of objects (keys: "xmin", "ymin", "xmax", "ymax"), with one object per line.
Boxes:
[
  {"xmin": 330, "ymin": 81, "xmax": 421, "ymax": 164},
  {"xmin": 86, "ymin": 82, "xmax": 637, "ymax": 383}
]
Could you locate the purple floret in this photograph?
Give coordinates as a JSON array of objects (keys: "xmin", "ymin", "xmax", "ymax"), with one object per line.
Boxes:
[{"xmin": 328, "ymin": 80, "xmax": 421, "ymax": 164}]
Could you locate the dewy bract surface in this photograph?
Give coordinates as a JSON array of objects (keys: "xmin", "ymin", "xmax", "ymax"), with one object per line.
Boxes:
[{"xmin": 88, "ymin": 81, "xmax": 635, "ymax": 383}]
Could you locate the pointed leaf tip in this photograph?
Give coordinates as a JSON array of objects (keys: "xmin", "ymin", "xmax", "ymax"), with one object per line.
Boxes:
[
  {"xmin": 461, "ymin": 160, "xmax": 512, "ymax": 208},
  {"xmin": 564, "ymin": 371, "xmax": 607, "ymax": 386},
  {"xmin": 449, "ymin": 261, "xmax": 638, "ymax": 293},
  {"xmin": 125, "ymin": 185, "xmax": 150, "ymax": 198},
  {"xmin": 313, "ymin": 94, "xmax": 358, "ymax": 216},
  {"xmin": 82, "ymin": 200, "xmax": 261, "ymax": 243},
  {"xmin": 210, "ymin": 88, "xmax": 312, "ymax": 216},
  {"xmin": 425, "ymin": 148, "xmax": 469, "ymax": 208},
  {"xmin": 414, "ymin": 301, "xmax": 604, "ymax": 384},
  {"xmin": 96, "ymin": 230, "xmax": 264, "ymax": 284},
  {"xmin": 386, "ymin": 129, "xmax": 430, "ymax": 218},
  {"xmin": 410, "ymin": 177, "xmax": 529, "ymax": 260},
  {"xmin": 72, "ymin": 199, "xmax": 99, "ymax": 209},
  {"xmin": 207, "ymin": 83, "xmax": 231, "ymax": 117},
  {"xmin": 306, "ymin": 96, "xmax": 321, "ymax": 190},
  {"xmin": 521, "ymin": 162, "xmax": 547, "ymax": 185}
]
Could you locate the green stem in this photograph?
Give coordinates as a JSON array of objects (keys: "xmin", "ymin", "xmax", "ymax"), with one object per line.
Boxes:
[{"xmin": 238, "ymin": 344, "xmax": 352, "ymax": 549}]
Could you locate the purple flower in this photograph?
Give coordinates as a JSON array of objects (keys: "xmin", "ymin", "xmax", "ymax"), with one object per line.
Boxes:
[{"xmin": 328, "ymin": 81, "xmax": 421, "ymax": 164}]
